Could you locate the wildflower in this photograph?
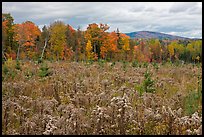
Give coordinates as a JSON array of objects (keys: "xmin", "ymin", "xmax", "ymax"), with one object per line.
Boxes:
[
  {"xmin": 144, "ymin": 108, "xmax": 154, "ymax": 118},
  {"xmin": 176, "ymin": 108, "xmax": 182, "ymax": 117},
  {"xmin": 186, "ymin": 129, "xmax": 192, "ymax": 135},
  {"xmin": 167, "ymin": 106, "xmax": 174, "ymax": 117},
  {"xmin": 154, "ymin": 113, "xmax": 162, "ymax": 121}
]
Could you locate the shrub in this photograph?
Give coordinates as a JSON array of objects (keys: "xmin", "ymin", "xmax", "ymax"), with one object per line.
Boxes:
[
  {"xmin": 111, "ymin": 62, "xmax": 115, "ymax": 68},
  {"xmin": 15, "ymin": 60, "xmax": 21, "ymax": 70},
  {"xmin": 10, "ymin": 70, "xmax": 17, "ymax": 80},
  {"xmin": 135, "ymin": 70, "xmax": 156, "ymax": 95},
  {"xmin": 122, "ymin": 61, "xmax": 128, "ymax": 71},
  {"xmin": 183, "ymin": 91, "xmax": 201, "ymax": 115},
  {"xmin": 132, "ymin": 60, "xmax": 138, "ymax": 68},
  {"xmin": 25, "ymin": 70, "xmax": 34, "ymax": 79},
  {"xmin": 38, "ymin": 62, "xmax": 51, "ymax": 78},
  {"xmin": 143, "ymin": 62, "xmax": 148, "ymax": 68},
  {"xmin": 37, "ymin": 58, "xmax": 43, "ymax": 64},
  {"xmin": 3, "ymin": 65, "xmax": 15, "ymax": 80},
  {"xmin": 197, "ymin": 72, "xmax": 202, "ymax": 94},
  {"xmin": 98, "ymin": 59, "xmax": 105, "ymax": 68},
  {"xmin": 143, "ymin": 70, "xmax": 155, "ymax": 93},
  {"xmin": 134, "ymin": 84, "xmax": 144, "ymax": 96},
  {"xmin": 3, "ymin": 65, "xmax": 9, "ymax": 75},
  {"xmin": 152, "ymin": 62, "xmax": 159, "ymax": 71}
]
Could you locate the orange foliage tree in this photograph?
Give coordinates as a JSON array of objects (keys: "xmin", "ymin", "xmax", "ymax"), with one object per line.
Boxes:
[
  {"xmin": 2, "ymin": 13, "xmax": 16, "ymax": 60},
  {"xmin": 100, "ymin": 31, "xmax": 119, "ymax": 60},
  {"xmin": 85, "ymin": 23, "xmax": 110, "ymax": 60},
  {"xmin": 13, "ymin": 21, "xmax": 41, "ymax": 60}
]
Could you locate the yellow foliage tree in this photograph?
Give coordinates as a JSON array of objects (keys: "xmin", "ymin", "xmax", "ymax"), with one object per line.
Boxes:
[
  {"xmin": 86, "ymin": 40, "xmax": 94, "ymax": 60},
  {"xmin": 167, "ymin": 42, "xmax": 175, "ymax": 61},
  {"xmin": 121, "ymin": 34, "xmax": 130, "ymax": 60},
  {"xmin": 48, "ymin": 21, "xmax": 67, "ymax": 60}
]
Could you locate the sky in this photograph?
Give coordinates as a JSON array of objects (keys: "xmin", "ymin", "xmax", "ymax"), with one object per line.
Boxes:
[{"xmin": 2, "ymin": 2, "xmax": 202, "ymax": 39}]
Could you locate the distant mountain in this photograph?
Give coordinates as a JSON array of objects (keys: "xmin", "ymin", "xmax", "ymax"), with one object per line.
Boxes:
[{"xmin": 125, "ymin": 31, "xmax": 193, "ymax": 40}]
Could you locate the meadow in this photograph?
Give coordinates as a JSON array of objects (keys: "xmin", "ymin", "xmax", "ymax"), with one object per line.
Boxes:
[{"xmin": 2, "ymin": 60, "xmax": 202, "ymax": 135}]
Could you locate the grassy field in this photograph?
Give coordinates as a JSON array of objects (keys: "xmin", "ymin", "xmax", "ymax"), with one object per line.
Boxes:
[{"xmin": 2, "ymin": 60, "xmax": 202, "ymax": 135}]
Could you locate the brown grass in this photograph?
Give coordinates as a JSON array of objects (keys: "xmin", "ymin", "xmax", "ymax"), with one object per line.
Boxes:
[{"xmin": 2, "ymin": 60, "xmax": 202, "ymax": 135}]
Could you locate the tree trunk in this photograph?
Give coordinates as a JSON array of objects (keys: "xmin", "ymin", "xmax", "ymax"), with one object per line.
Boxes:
[
  {"xmin": 16, "ymin": 44, "xmax": 21, "ymax": 60},
  {"xmin": 94, "ymin": 44, "xmax": 96, "ymax": 53},
  {"xmin": 40, "ymin": 38, "xmax": 48, "ymax": 60},
  {"xmin": 2, "ymin": 51, "xmax": 7, "ymax": 61},
  {"xmin": 75, "ymin": 44, "xmax": 78, "ymax": 62}
]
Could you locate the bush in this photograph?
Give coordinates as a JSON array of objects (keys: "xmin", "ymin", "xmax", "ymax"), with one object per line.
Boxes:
[
  {"xmin": 111, "ymin": 62, "xmax": 115, "ymax": 68},
  {"xmin": 15, "ymin": 60, "xmax": 21, "ymax": 70},
  {"xmin": 122, "ymin": 61, "xmax": 128, "ymax": 71},
  {"xmin": 25, "ymin": 70, "xmax": 34, "ymax": 79},
  {"xmin": 38, "ymin": 62, "xmax": 51, "ymax": 78},
  {"xmin": 135, "ymin": 70, "xmax": 156, "ymax": 95},
  {"xmin": 10, "ymin": 70, "xmax": 17, "ymax": 80},
  {"xmin": 106, "ymin": 57, "xmax": 111, "ymax": 62},
  {"xmin": 98, "ymin": 59, "xmax": 106, "ymax": 68},
  {"xmin": 152, "ymin": 62, "xmax": 159, "ymax": 71},
  {"xmin": 143, "ymin": 70, "xmax": 155, "ymax": 93},
  {"xmin": 3, "ymin": 67, "xmax": 16, "ymax": 80},
  {"xmin": 88, "ymin": 59, "xmax": 94, "ymax": 64},
  {"xmin": 3, "ymin": 65, "xmax": 9, "ymax": 75},
  {"xmin": 183, "ymin": 91, "xmax": 202, "ymax": 115},
  {"xmin": 143, "ymin": 62, "xmax": 148, "ymax": 68},
  {"xmin": 132, "ymin": 60, "xmax": 138, "ymax": 68},
  {"xmin": 134, "ymin": 84, "xmax": 144, "ymax": 96},
  {"xmin": 37, "ymin": 58, "xmax": 43, "ymax": 64}
]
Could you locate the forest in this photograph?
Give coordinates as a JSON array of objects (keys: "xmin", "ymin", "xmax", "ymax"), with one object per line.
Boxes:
[
  {"xmin": 2, "ymin": 13, "xmax": 202, "ymax": 135},
  {"xmin": 2, "ymin": 13, "xmax": 202, "ymax": 63}
]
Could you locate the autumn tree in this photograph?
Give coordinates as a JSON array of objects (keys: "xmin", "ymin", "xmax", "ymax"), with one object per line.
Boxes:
[
  {"xmin": 128, "ymin": 39, "xmax": 136, "ymax": 61},
  {"xmin": 186, "ymin": 40, "xmax": 202, "ymax": 63},
  {"xmin": 48, "ymin": 21, "xmax": 67, "ymax": 60},
  {"xmin": 167, "ymin": 41, "xmax": 176, "ymax": 62},
  {"xmin": 133, "ymin": 45, "xmax": 143, "ymax": 62},
  {"xmin": 4, "ymin": 14, "xmax": 202, "ymax": 63},
  {"xmin": 76, "ymin": 28, "xmax": 86, "ymax": 61},
  {"xmin": 13, "ymin": 21, "xmax": 41, "ymax": 60},
  {"xmin": 149, "ymin": 39, "xmax": 162, "ymax": 62},
  {"xmin": 174, "ymin": 43, "xmax": 185, "ymax": 61},
  {"xmin": 86, "ymin": 40, "xmax": 94, "ymax": 60},
  {"xmin": 116, "ymin": 28, "xmax": 123, "ymax": 50},
  {"xmin": 2, "ymin": 13, "xmax": 16, "ymax": 60},
  {"xmin": 66, "ymin": 25, "xmax": 76, "ymax": 49},
  {"xmin": 137, "ymin": 40, "xmax": 151, "ymax": 62},
  {"xmin": 40, "ymin": 25, "xmax": 50, "ymax": 60},
  {"xmin": 107, "ymin": 32, "xmax": 119, "ymax": 60},
  {"xmin": 120, "ymin": 33, "xmax": 130, "ymax": 60},
  {"xmin": 100, "ymin": 31, "xmax": 117, "ymax": 60},
  {"xmin": 85, "ymin": 23, "xmax": 110, "ymax": 60}
]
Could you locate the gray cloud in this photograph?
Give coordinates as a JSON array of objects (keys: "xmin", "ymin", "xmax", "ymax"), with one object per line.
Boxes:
[
  {"xmin": 2, "ymin": 2, "xmax": 202, "ymax": 38},
  {"xmin": 169, "ymin": 2, "xmax": 199, "ymax": 13}
]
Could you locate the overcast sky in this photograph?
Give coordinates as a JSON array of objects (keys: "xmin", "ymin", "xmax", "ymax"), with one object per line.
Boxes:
[{"xmin": 2, "ymin": 2, "xmax": 202, "ymax": 38}]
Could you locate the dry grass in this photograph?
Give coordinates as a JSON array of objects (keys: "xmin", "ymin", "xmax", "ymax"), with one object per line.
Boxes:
[{"xmin": 2, "ymin": 60, "xmax": 202, "ymax": 135}]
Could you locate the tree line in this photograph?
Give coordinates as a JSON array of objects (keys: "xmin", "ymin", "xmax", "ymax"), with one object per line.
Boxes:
[{"xmin": 2, "ymin": 13, "xmax": 202, "ymax": 63}]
